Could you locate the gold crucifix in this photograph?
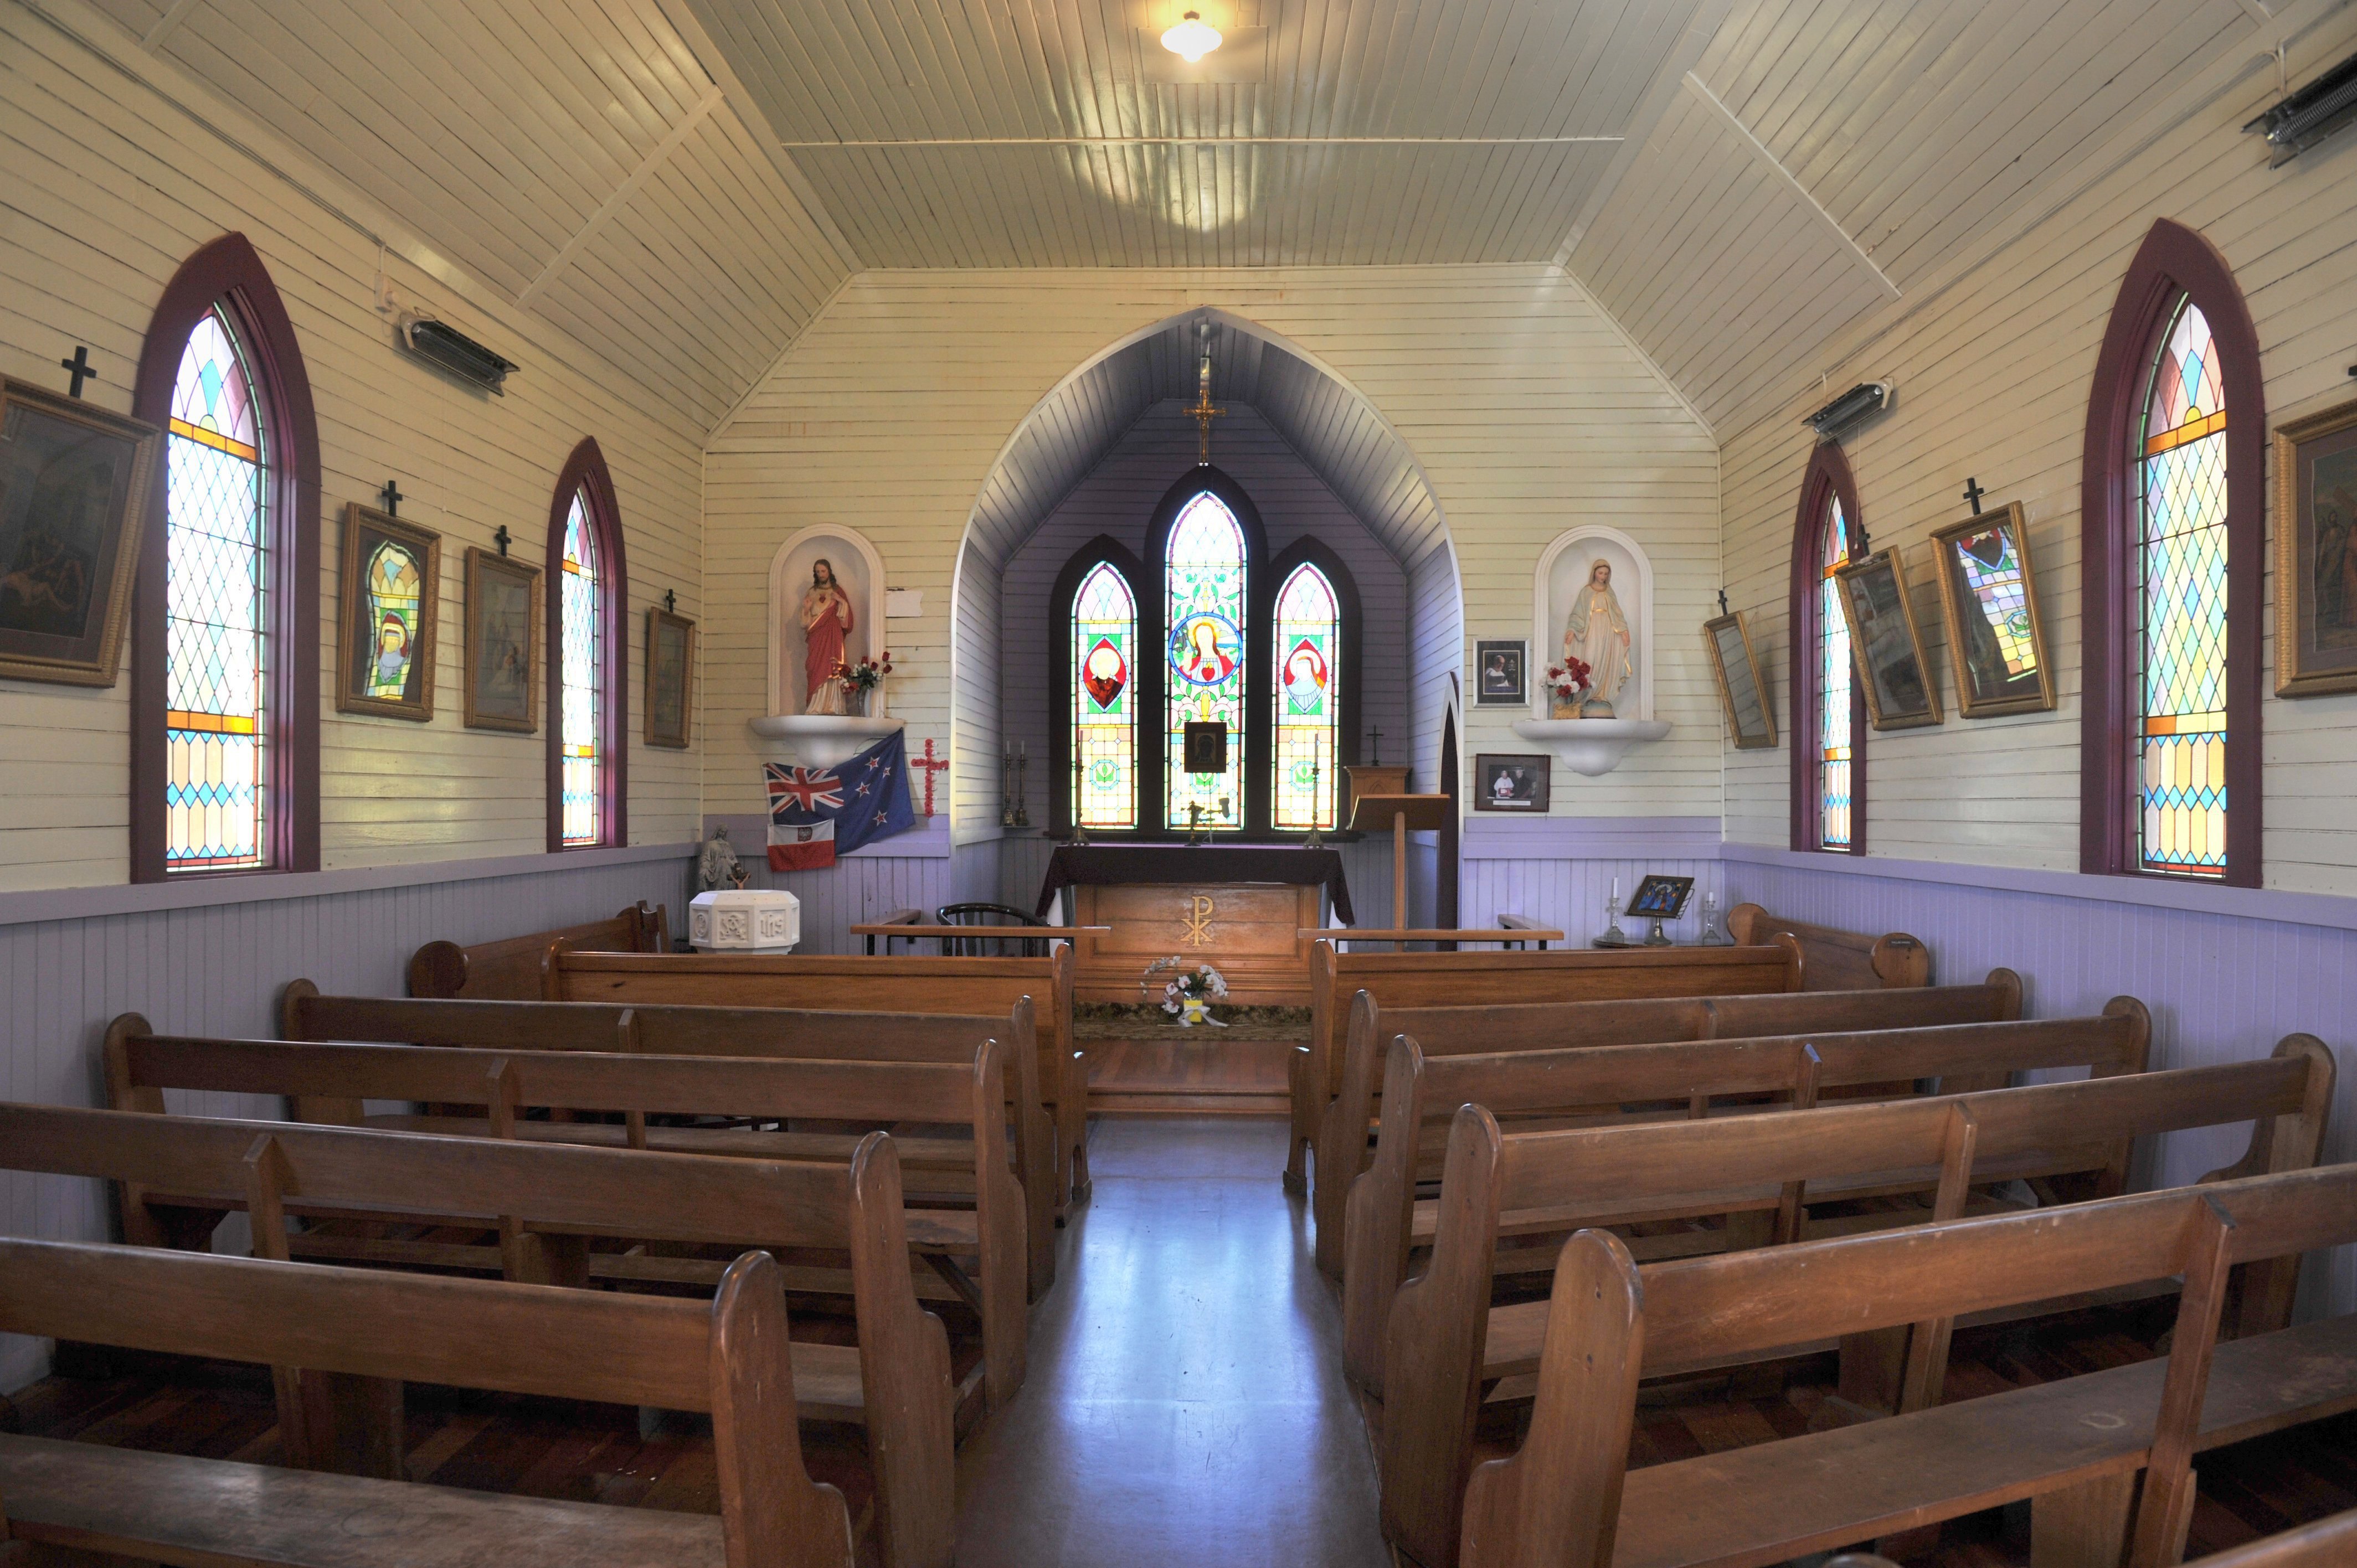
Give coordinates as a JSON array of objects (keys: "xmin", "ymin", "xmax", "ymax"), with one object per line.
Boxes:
[{"xmin": 1186, "ymin": 350, "xmax": 1225, "ymax": 464}]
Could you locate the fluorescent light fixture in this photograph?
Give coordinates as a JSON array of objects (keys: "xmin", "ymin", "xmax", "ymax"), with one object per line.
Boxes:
[
  {"xmin": 1161, "ymin": 10, "xmax": 1222, "ymax": 61},
  {"xmin": 1801, "ymin": 380, "xmax": 1893, "ymax": 443},
  {"xmin": 2245, "ymin": 46, "xmax": 2357, "ymax": 166}
]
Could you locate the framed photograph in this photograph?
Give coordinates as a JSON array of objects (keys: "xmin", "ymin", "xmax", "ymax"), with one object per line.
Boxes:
[
  {"xmin": 1701, "ymin": 609, "xmax": 1776, "ymax": 749},
  {"xmin": 461, "ymin": 546, "xmax": 539, "ymax": 733},
  {"xmin": 336, "ymin": 502, "xmax": 439, "ymax": 721},
  {"xmin": 1473, "ymin": 752, "xmax": 1550, "ymax": 812},
  {"xmin": 1182, "ymin": 719, "xmax": 1228, "ymax": 773},
  {"xmin": 1928, "ymin": 503, "xmax": 2055, "ymax": 718},
  {"xmin": 645, "ymin": 604, "xmax": 696, "ymax": 749},
  {"xmin": 1474, "ymin": 638, "xmax": 1526, "ymax": 705},
  {"xmin": 1835, "ymin": 546, "xmax": 1943, "ymax": 730},
  {"xmin": 2274, "ymin": 396, "xmax": 2357, "ymax": 697},
  {"xmin": 1625, "ymin": 874, "xmax": 1694, "ymax": 919},
  {"xmin": 0, "ymin": 376, "xmax": 159, "ymax": 686}
]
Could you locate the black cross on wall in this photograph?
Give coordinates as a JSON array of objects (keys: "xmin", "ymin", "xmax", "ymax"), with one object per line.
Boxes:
[
  {"xmin": 379, "ymin": 479, "xmax": 403, "ymax": 517},
  {"xmin": 493, "ymin": 525, "xmax": 511, "ymax": 556},
  {"xmin": 59, "ymin": 346, "xmax": 95, "ymax": 398},
  {"xmin": 1961, "ymin": 476, "xmax": 1986, "ymax": 516}
]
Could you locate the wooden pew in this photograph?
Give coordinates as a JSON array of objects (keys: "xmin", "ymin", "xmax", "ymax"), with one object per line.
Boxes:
[
  {"xmin": 406, "ymin": 901, "xmax": 667, "ymax": 999},
  {"xmin": 1726, "ymin": 900, "xmax": 1931, "ymax": 989},
  {"xmin": 1380, "ymin": 1043, "xmax": 2337, "ymax": 1568},
  {"xmin": 2188, "ymin": 1510, "xmax": 2357, "ymax": 1567},
  {"xmin": 1452, "ymin": 1162, "xmax": 2357, "ymax": 1568},
  {"xmin": 1338, "ymin": 1003, "xmax": 2149, "ymax": 1392},
  {"xmin": 1310, "ymin": 968, "xmax": 2026, "ymax": 1272},
  {"xmin": 106, "ymin": 1022, "xmax": 1027, "ymax": 1411},
  {"xmin": 279, "ymin": 984, "xmax": 1057, "ymax": 1301},
  {"xmin": 0, "ymin": 1235, "xmax": 862, "ymax": 1567},
  {"xmin": 0, "ymin": 1102, "xmax": 951, "ymax": 1568},
  {"xmin": 543, "ymin": 947, "xmax": 1089, "ymax": 1208},
  {"xmin": 1291, "ymin": 938, "xmax": 1808, "ymax": 1191}
]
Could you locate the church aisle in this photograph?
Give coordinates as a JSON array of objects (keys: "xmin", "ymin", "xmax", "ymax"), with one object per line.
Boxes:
[{"xmin": 951, "ymin": 1118, "xmax": 1390, "ymax": 1567}]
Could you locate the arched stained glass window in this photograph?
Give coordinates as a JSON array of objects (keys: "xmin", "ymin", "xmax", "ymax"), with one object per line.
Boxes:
[
  {"xmin": 1272, "ymin": 561, "xmax": 1340, "ymax": 831},
  {"xmin": 2134, "ymin": 301, "xmax": 2229, "ymax": 876},
  {"xmin": 1164, "ymin": 492, "xmax": 1247, "ymax": 831},
  {"xmin": 1071, "ymin": 560, "xmax": 1138, "ymax": 829},
  {"xmin": 164, "ymin": 307, "xmax": 269, "ymax": 870},
  {"xmin": 559, "ymin": 492, "xmax": 603, "ymax": 847},
  {"xmin": 1818, "ymin": 498, "xmax": 1855, "ymax": 850}
]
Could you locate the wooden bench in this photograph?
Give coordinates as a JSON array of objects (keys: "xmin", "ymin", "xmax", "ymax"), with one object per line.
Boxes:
[
  {"xmin": 1450, "ymin": 1162, "xmax": 2357, "ymax": 1568},
  {"xmin": 543, "ymin": 947, "xmax": 1089, "ymax": 1209},
  {"xmin": 279, "ymin": 984, "xmax": 1057, "ymax": 1300},
  {"xmin": 1291, "ymin": 939, "xmax": 1808, "ymax": 1190},
  {"xmin": 406, "ymin": 901, "xmax": 667, "ymax": 999},
  {"xmin": 1726, "ymin": 901, "xmax": 1932, "ymax": 989},
  {"xmin": 2189, "ymin": 1510, "xmax": 2357, "ymax": 1567},
  {"xmin": 1339, "ymin": 1003, "xmax": 2150, "ymax": 1392},
  {"xmin": 1311, "ymin": 969, "xmax": 2026, "ymax": 1272},
  {"xmin": 105, "ymin": 1021, "xmax": 1027, "ymax": 1411},
  {"xmin": 1378, "ymin": 1044, "xmax": 2337, "ymax": 1568},
  {"xmin": 0, "ymin": 1238, "xmax": 861, "ymax": 1566}
]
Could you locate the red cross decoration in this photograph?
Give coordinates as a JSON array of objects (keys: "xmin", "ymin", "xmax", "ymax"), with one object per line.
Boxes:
[{"xmin": 912, "ymin": 738, "xmax": 950, "ymax": 817}]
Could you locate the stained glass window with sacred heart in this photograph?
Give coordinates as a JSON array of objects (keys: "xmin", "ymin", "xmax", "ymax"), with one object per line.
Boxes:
[
  {"xmin": 1163, "ymin": 492, "xmax": 1247, "ymax": 831},
  {"xmin": 1071, "ymin": 560, "xmax": 1138, "ymax": 830}
]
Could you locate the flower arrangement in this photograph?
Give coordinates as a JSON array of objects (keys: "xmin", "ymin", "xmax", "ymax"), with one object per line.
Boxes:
[
  {"xmin": 836, "ymin": 651, "xmax": 894, "ymax": 694},
  {"xmin": 1140, "ymin": 955, "xmax": 1229, "ymax": 1026},
  {"xmin": 1543, "ymin": 655, "xmax": 1592, "ymax": 715}
]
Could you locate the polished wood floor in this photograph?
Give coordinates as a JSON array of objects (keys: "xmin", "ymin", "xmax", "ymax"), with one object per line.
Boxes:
[{"xmin": 8, "ymin": 1118, "xmax": 2355, "ymax": 1566}]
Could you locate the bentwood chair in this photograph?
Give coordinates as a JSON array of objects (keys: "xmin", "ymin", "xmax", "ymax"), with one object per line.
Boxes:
[{"xmin": 935, "ymin": 903, "xmax": 1051, "ymax": 957}]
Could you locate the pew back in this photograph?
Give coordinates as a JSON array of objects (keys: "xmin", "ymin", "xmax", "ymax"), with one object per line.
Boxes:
[
  {"xmin": 1726, "ymin": 901, "xmax": 1932, "ymax": 989},
  {"xmin": 407, "ymin": 902, "xmax": 667, "ymax": 1000}
]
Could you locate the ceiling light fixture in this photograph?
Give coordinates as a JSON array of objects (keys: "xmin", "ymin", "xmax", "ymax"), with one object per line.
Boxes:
[{"xmin": 1161, "ymin": 10, "xmax": 1222, "ymax": 63}]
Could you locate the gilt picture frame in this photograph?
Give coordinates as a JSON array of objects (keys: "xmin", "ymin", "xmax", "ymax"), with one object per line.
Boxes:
[
  {"xmin": 0, "ymin": 376, "xmax": 159, "ymax": 687},
  {"xmin": 1928, "ymin": 503, "xmax": 2056, "ymax": 718},
  {"xmin": 336, "ymin": 502, "xmax": 439, "ymax": 721},
  {"xmin": 2274, "ymin": 395, "xmax": 2357, "ymax": 698},
  {"xmin": 646, "ymin": 605, "xmax": 696, "ymax": 749},
  {"xmin": 462, "ymin": 546, "xmax": 539, "ymax": 733},
  {"xmin": 1834, "ymin": 546, "xmax": 1943, "ymax": 730},
  {"xmin": 1701, "ymin": 609, "xmax": 1776, "ymax": 749}
]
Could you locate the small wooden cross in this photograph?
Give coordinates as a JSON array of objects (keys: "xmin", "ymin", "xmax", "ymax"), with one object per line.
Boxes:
[
  {"xmin": 912, "ymin": 737, "xmax": 950, "ymax": 817},
  {"xmin": 664, "ymin": 590, "xmax": 677, "ymax": 613},
  {"xmin": 1960, "ymin": 476, "xmax": 1985, "ymax": 516},
  {"xmin": 1717, "ymin": 588, "xmax": 1730, "ymax": 617},
  {"xmin": 378, "ymin": 479, "xmax": 403, "ymax": 517},
  {"xmin": 59, "ymin": 346, "xmax": 95, "ymax": 398},
  {"xmin": 1367, "ymin": 725, "xmax": 1383, "ymax": 766},
  {"xmin": 493, "ymin": 525, "xmax": 511, "ymax": 556}
]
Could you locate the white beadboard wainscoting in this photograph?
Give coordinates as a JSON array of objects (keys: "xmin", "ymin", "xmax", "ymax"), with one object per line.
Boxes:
[{"xmin": 702, "ymin": 814, "xmax": 996, "ymax": 951}]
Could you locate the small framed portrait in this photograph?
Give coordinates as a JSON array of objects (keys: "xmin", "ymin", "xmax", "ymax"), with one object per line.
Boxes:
[
  {"xmin": 0, "ymin": 376, "xmax": 159, "ymax": 687},
  {"xmin": 1928, "ymin": 503, "xmax": 2056, "ymax": 718},
  {"xmin": 645, "ymin": 604, "xmax": 696, "ymax": 749},
  {"xmin": 2274, "ymin": 396, "xmax": 2357, "ymax": 697},
  {"xmin": 1835, "ymin": 546, "xmax": 1943, "ymax": 730},
  {"xmin": 1625, "ymin": 874, "xmax": 1695, "ymax": 919},
  {"xmin": 1473, "ymin": 752, "xmax": 1550, "ymax": 812},
  {"xmin": 1701, "ymin": 609, "xmax": 1776, "ymax": 749},
  {"xmin": 1474, "ymin": 639, "xmax": 1526, "ymax": 705},
  {"xmin": 1182, "ymin": 719, "xmax": 1228, "ymax": 774},
  {"xmin": 461, "ymin": 546, "xmax": 539, "ymax": 733},
  {"xmin": 336, "ymin": 502, "xmax": 440, "ymax": 721}
]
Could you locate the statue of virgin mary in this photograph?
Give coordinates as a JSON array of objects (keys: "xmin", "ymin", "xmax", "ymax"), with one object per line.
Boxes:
[{"xmin": 1562, "ymin": 559, "xmax": 1633, "ymax": 717}]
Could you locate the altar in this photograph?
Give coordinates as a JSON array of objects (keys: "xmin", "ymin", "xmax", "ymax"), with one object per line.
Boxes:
[{"xmin": 1035, "ymin": 845, "xmax": 1356, "ymax": 1005}]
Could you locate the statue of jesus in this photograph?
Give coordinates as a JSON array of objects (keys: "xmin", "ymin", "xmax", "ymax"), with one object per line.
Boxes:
[
  {"xmin": 1563, "ymin": 559, "xmax": 1632, "ymax": 716},
  {"xmin": 800, "ymin": 559, "xmax": 854, "ymax": 715}
]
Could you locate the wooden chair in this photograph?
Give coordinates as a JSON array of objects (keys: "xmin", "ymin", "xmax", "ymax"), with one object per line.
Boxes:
[
  {"xmin": 1337, "ymin": 1003, "xmax": 2150, "ymax": 1392},
  {"xmin": 864, "ymin": 907, "xmax": 929, "ymax": 955},
  {"xmin": 1380, "ymin": 1043, "xmax": 2337, "ymax": 1568},
  {"xmin": 406, "ymin": 902, "xmax": 667, "ymax": 999},
  {"xmin": 934, "ymin": 902, "xmax": 1051, "ymax": 957},
  {"xmin": 1726, "ymin": 900, "xmax": 1931, "ymax": 988},
  {"xmin": 1310, "ymin": 968, "xmax": 2026, "ymax": 1272},
  {"xmin": 2187, "ymin": 1510, "xmax": 2357, "ymax": 1567},
  {"xmin": 106, "ymin": 1021, "xmax": 1027, "ymax": 1410},
  {"xmin": 0, "ymin": 1239, "xmax": 858, "ymax": 1567},
  {"xmin": 1452, "ymin": 1162, "xmax": 2357, "ymax": 1568}
]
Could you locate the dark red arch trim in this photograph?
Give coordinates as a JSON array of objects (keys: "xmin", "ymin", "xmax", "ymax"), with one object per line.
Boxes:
[
  {"xmin": 1787, "ymin": 440, "xmax": 1867, "ymax": 855},
  {"xmin": 130, "ymin": 233, "xmax": 321, "ymax": 881},
  {"xmin": 2079, "ymin": 218, "xmax": 2265, "ymax": 885},
  {"xmin": 545, "ymin": 438, "xmax": 630, "ymax": 851}
]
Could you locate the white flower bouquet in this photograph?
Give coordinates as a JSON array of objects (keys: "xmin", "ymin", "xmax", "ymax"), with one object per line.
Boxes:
[{"xmin": 1140, "ymin": 955, "xmax": 1229, "ymax": 1025}]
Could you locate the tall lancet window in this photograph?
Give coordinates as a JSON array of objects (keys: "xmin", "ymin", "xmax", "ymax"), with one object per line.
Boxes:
[
  {"xmin": 1271, "ymin": 560, "xmax": 1340, "ymax": 831},
  {"xmin": 1071, "ymin": 559, "xmax": 1139, "ymax": 830},
  {"xmin": 1817, "ymin": 497, "xmax": 1856, "ymax": 850},
  {"xmin": 1164, "ymin": 491, "xmax": 1247, "ymax": 831},
  {"xmin": 559, "ymin": 492, "xmax": 604, "ymax": 846},
  {"xmin": 1789, "ymin": 443, "xmax": 1864, "ymax": 855}
]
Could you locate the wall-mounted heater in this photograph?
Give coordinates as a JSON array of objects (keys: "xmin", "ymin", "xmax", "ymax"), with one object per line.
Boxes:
[
  {"xmin": 397, "ymin": 314, "xmax": 518, "ymax": 395},
  {"xmin": 2246, "ymin": 45, "xmax": 2357, "ymax": 166},
  {"xmin": 1802, "ymin": 380, "xmax": 1893, "ymax": 443}
]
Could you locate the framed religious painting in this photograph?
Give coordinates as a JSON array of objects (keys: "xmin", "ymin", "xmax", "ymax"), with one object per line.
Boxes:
[
  {"xmin": 1700, "ymin": 609, "xmax": 1776, "ymax": 749},
  {"xmin": 0, "ymin": 376, "xmax": 159, "ymax": 686},
  {"xmin": 1928, "ymin": 503, "xmax": 2056, "ymax": 718},
  {"xmin": 461, "ymin": 546, "xmax": 539, "ymax": 733},
  {"xmin": 1474, "ymin": 639, "xmax": 1526, "ymax": 705},
  {"xmin": 1834, "ymin": 546, "xmax": 1943, "ymax": 730},
  {"xmin": 2274, "ymin": 396, "xmax": 2357, "ymax": 697},
  {"xmin": 336, "ymin": 502, "xmax": 439, "ymax": 721},
  {"xmin": 645, "ymin": 604, "xmax": 696, "ymax": 749},
  {"xmin": 1473, "ymin": 752, "xmax": 1550, "ymax": 811}
]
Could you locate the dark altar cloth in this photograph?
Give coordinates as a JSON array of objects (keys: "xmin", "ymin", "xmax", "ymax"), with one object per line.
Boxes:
[{"xmin": 1035, "ymin": 844, "xmax": 1355, "ymax": 926}]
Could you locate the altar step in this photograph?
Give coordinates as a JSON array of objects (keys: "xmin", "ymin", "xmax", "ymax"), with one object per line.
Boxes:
[{"xmin": 1083, "ymin": 1038, "xmax": 1294, "ymax": 1117}]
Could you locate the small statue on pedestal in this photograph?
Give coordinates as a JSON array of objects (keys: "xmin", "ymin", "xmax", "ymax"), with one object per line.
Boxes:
[{"xmin": 697, "ymin": 826, "xmax": 749, "ymax": 892}]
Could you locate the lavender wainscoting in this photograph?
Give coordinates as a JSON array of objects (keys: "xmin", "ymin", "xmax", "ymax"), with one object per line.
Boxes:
[
  {"xmin": 1458, "ymin": 817, "xmax": 1729, "ymax": 945},
  {"xmin": 704, "ymin": 813, "xmax": 970, "ymax": 950}
]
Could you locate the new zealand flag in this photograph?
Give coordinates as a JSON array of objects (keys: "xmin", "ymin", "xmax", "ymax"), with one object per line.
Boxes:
[{"xmin": 765, "ymin": 730, "xmax": 917, "ymax": 871}]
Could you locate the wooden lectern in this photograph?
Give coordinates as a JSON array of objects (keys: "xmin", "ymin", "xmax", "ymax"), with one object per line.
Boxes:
[{"xmin": 1345, "ymin": 792, "xmax": 1452, "ymax": 930}]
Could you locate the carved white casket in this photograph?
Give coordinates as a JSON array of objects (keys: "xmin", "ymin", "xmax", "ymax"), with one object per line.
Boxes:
[{"xmin": 688, "ymin": 889, "xmax": 801, "ymax": 953}]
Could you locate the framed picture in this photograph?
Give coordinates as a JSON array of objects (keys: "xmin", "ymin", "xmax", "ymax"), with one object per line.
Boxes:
[
  {"xmin": 1474, "ymin": 638, "xmax": 1526, "ymax": 705},
  {"xmin": 1182, "ymin": 719, "xmax": 1228, "ymax": 773},
  {"xmin": 1835, "ymin": 546, "xmax": 1943, "ymax": 730},
  {"xmin": 645, "ymin": 604, "xmax": 696, "ymax": 749},
  {"xmin": 1928, "ymin": 503, "xmax": 2055, "ymax": 718},
  {"xmin": 2274, "ymin": 396, "xmax": 2357, "ymax": 697},
  {"xmin": 1701, "ymin": 609, "xmax": 1776, "ymax": 749},
  {"xmin": 461, "ymin": 546, "xmax": 539, "ymax": 733},
  {"xmin": 0, "ymin": 376, "xmax": 159, "ymax": 686},
  {"xmin": 1625, "ymin": 874, "xmax": 1694, "ymax": 919},
  {"xmin": 336, "ymin": 502, "xmax": 439, "ymax": 721},
  {"xmin": 1473, "ymin": 752, "xmax": 1550, "ymax": 811}
]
